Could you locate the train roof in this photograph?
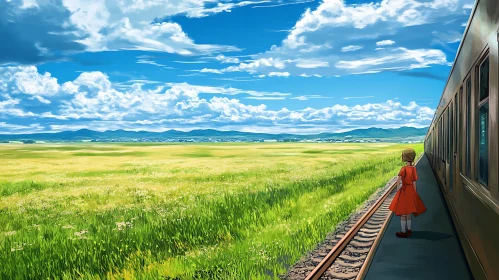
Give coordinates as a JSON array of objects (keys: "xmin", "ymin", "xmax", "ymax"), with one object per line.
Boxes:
[{"xmin": 428, "ymin": 0, "xmax": 480, "ymax": 133}]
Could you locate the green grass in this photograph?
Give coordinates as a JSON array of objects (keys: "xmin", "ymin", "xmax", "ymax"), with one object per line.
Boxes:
[
  {"xmin": 72, "ymin": 151, "xmax": 150, "ymax": 157},
  {"xmin": 0, "ymin": 142, "xmax": 423, "ymax": 279}
]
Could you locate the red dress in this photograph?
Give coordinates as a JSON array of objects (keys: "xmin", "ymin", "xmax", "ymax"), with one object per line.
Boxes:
[{"xmin": 389, "ymin": 166, "xmax": 427, "ymax": 217}]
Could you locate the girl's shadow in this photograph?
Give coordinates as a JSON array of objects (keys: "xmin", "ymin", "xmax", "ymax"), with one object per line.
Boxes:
[{"xmin": 410, "ymin": 231, "xmax": 453, "ymax": 241}]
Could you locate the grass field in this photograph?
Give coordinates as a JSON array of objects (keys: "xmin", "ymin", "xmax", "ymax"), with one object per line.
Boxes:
[{"xmin": 0, "ymin": 142, "xmax": 423, "ymax": 279}]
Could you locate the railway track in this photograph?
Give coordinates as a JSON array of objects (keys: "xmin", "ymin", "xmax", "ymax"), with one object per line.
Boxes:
[
  {"xmin": 285, "ymin": 157, "xmax": 423, "ymax": 280},
  {"xmin": 306, "ymin": 185, "xmax": 396, "ymax": 280},
  {"xmin": 282, "ymin": 177, "xmax": 397, "ymax": 280}
]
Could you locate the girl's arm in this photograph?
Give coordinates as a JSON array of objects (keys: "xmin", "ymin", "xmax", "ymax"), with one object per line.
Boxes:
[
  {"xmin": 413, "ymin": 181, "xmax": 417, "ymax": 192},
  {"xmin": 397, "ymin": 176, "xmax": 402, "ymax": 190}
]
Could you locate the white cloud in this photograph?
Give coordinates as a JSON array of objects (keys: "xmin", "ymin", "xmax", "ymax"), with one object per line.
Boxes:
[
  {"xmin": 376, "ymin": 40, "xmax": 395, "ymax": 46},
  {"xmin": 97, "ymin": 19, "xmax": 240, "ymax": 54},
  {"xmin": 17, "ymin": 0, "xmax": 269, "ymax": 56},
  {"xmin": 192, "ymin": 57, "xmax": 288, "ymax": 75},
  {"xmin": 31, "ymin": 95, "xmax": 51, "ymax": 104},
  {"xmin": 215, "ymin": 77, "xmax": 260, "ymax": 82},
  {"xmin": 268, "ymin": 72, "xmax": 290, "ymax": 77},
  {"xmin": 0, "ymin": 94, "xmax": 35, "ymax": 117},
  {"xmin": 432, "ymin": 30, "xmax": 462, "ymax": 43},
  {"xmin": 20, "ymin": 0, "xmax": 38, "ymax": 9},
  {"xmin": 0, "ymin": 66, "xmax": 60, "ymax": 96},
  {"xmin": 215, "ymin": 54, "xmax": 240, "ymax": 64},
  {"xmin": 120, "ymin": 79, "xmax": 162, "ymax": 85},
  {"xmin": 341, "ymin": 45, "xmax": 363, "ymax": 52},
  {"xmin": 0, "ymin": 122, "xmax": 43, "ymax": 133},
  {"xmin": 174, "ymin": 61, "xmax": 209, "ymax": 64},
  {"xmin": 295, "ymin": 59, "xmax": 330, "ymax": 68},
  {"xmin": 0, "ymin": 67, "xmax": 435, "ymax": 133},
  {"xmin": 225, "ymin": 0, "xmax": 473, "ymax": 77},
  {"xmin": 300, "ymin": 73, "xmax": 322, "ymax": 77},
  {"xmin": 335, "ymin": 48, "xmax": 447, "ymax": 71},
  {"xmin": 199, "ymin": 68, "xmax": 224, "ymax": 74},
  {"xmin": 136, "ymin": 59, "xmax": 166, "ymax": 67},
  {"xmin": 291, "ymin": 95, "xmax": 332, "ymax": 100},
  {"xmin": 178, "ymin": 1, "xmax": 271, "ymax": 18},
  {"xmin": 253, "ymin": 0, "xmax": 316, "ymax": 8},
  {"xmin": 225, "ymin": 58, "xmax": 288, "ymax": 73}
]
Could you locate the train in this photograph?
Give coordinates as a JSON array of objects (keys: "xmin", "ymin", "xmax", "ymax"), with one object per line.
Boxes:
[{"xmin": 424, "ymin": 0, "xmax": 499, "ymax": 279}]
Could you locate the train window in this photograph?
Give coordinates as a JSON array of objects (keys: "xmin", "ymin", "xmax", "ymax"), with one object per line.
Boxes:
[
  {"xmin": 439, "ymin": 118, "xmax": 442, "ymax": 159},
  {"xmin": 477, "ymin": 57, "xmax": 489, "ymax": 188},
  {"xmin": 458, "ymin": 87, "xmax": 462, "ymax": 172},
  {"xmin": 466, "ymin": 77, "xmax": 472, "ymax": 176},
  {"xmin": 450, "ymin": 101, "xmax": 454, "ymax": 192},
  {"xmin": 450, "ymin": 102, "xmax": 453, "ymax": 160},
  {"xmin": 444, "ymin": 113, "xmax": 446, "ymax": 162},
  {"xmin": 441, "ymin": 118, "xmax": 443, "ymax": 160},
  {"xmin": 444, "ymin": 111, "xmax": 447, "ymax": 183},
  {"xmin": 447, "ymin": 108, "xmax": 452, "ymax": 162},
  {"xmin": 442, "ymin": 118, "xmax": 444, "ymax": 159},
  {"xmin": 444, "ymin": 112, "xmax": 447, "ymax": 162},
  {"xmin": 442, "ymin": 115, "xmax": 445, "ymax": 161},
  {"xmin": 435, "ymin": 120, "xmax": 442, "ymax": 160}
]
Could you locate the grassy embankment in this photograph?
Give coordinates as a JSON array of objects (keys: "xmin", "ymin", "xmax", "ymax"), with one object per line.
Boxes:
[{"xmin": 0, "ymin": 142, "xmax": 423, "ymax": 279}]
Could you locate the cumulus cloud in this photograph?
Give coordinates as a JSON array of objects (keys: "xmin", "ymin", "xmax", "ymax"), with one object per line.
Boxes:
[
  {"xmin": 0, "ymin": 66, "xmax": 435, "ymax": 133},
  {"xmin": 0, "ymin": 66, "xmax": 60, "ymax": 96},
  {"xmin": 217, "ymin": 0, "xmax": 473, "ymax": 77},
  {"xmin": 5, "ymin": 0, "xmax": 307, "ymax": 63},
  {"xmin": 83, "ymin": 18, "xmax": 240, "ymax": 55}
]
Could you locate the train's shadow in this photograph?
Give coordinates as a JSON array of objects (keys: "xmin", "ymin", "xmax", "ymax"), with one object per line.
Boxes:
[{"xmin": 410, "ymin": 231, "xmax": 453, "ymax": 241}]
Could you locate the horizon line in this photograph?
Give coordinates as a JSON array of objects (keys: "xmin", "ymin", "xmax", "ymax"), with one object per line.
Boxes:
[{"xmin": 0, "ymin": 126, "xmax": 430, "ymax": 136}]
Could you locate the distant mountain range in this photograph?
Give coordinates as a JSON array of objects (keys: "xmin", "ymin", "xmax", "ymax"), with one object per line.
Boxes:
[{"xmin": 0, "ymin": 127, "xmax": 428, "ymax": 142}]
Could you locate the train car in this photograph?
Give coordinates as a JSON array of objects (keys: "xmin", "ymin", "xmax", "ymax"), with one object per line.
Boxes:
[{"xmin": 424, "ymin": 0, "xmax": 499, "ymax": 279}]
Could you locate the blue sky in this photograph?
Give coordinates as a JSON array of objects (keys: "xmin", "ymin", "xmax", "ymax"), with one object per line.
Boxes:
[{"xmin": 0, "ymin": 0, "xmax": 475, "ymax": 134}]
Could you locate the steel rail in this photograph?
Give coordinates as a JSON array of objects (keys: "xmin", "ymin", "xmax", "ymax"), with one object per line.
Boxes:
[
  {"xmin": 305, "ymin": 155, "xmax": 424, "ymax": 280},
  {"xmin": 356, "ymin": 154, "xmax": 424, "ymax": 280}
]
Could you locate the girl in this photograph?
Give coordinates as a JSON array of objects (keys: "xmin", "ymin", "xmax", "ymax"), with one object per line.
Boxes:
[{"xmin": 388, "ymin": 148, "xmax": 427, "ymax": 238}]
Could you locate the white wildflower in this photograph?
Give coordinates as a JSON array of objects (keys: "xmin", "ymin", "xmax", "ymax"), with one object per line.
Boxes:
[
  {"xmin": 73, "ymin": 230, "xmax": 88, "ymax": 240},
  {"xmin": 10, "ymin": 242, "xmax": 24, "ymax": 252},
  {"xmin": 115, "ymin": 221, "xmax": 133, "ymax": 231}
]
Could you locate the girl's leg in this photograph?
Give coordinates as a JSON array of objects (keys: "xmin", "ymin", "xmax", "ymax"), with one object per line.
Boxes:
[
  {"xmin": 407, "ymin": 214, "xmax": 412, "ymax": 231},
  {"xmin": 400, "ymin": 215, "xmax": 407, "ymax": 232}
]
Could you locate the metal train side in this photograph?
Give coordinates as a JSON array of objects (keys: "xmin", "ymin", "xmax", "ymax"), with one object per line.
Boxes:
[{"xmin": 424, "ymin": 0, "xmax": 499, "ymax": 279}]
